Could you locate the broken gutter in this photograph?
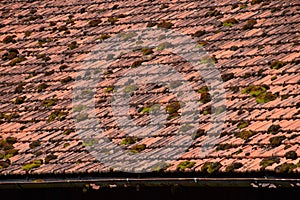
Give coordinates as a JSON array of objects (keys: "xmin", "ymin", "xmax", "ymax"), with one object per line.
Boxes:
[{"xmin": 1, "ymin": 177, "xmax": 300, "ymax": 189}]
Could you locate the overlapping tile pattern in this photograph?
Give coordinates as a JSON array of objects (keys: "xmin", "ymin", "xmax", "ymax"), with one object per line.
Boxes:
[{"xmin": 0, "ymin": 0, "xmax": 300, "ymax": 176}]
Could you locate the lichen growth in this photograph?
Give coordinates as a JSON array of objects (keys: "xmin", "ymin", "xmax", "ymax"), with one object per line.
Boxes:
[
  {"xmin": 242, "ymin": 85, "xmax": 277, "ymax": 104},
  {"xmin": 166, "ymin": 101, "xmax": 181, "ymax": 114}
]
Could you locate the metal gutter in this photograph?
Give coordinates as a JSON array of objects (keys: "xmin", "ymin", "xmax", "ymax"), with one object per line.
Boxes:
[{"xmin": 1, "ymin": 177, "xmax": 300, "ymax": 189}]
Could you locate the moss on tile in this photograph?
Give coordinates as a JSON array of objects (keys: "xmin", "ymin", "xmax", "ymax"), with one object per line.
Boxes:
[
  {"xmin": 22, "ymin": 159, "xmax": 43, "ymax": 171},
  {"xmin": 0, "ymin": 160, "xmax": 10, "ymax": 169},
  {"xmin": 83, "ymin": 138, "xmax": 98, "ymax": 147},
  {"xmin": 275, "ymin": 162, "xmax": 297, "ymax": 173},
  {"xmin": 14, "ymin": 96, "xmax": 26, "ymax": 104},
  {"xmin": 99, "ymin": 34, "xmax": 111, "ymax": 41},
  {"xmin": 61, "ymin": 76, "xmax": 74, "ymax": 84},
  {"xmin": 216, "ymin": 143, "xmax": 233, "ymax": 151},
  {"xmin": 130, "ymin": 144, "xmax": 146, "ymax": 153},
  {"xmin": 229, "ymin": 86, "xmax": 239, "ymax": 93},
  {"xmin": 59, "ymin": 64, "xmax": 69, "ymax": 71},
  {"xmin": 68, "ymin": 41, "xmax": 78, "ymax": 50},
  {"xmin": 270, "ymin": 60, "xmax": 286, "ymax": 69},
  {"xmin": 105, "ymin": 86, "xmax": 114, "ymax": 93},
  {"xmin": 45, "ymin": 154, "xmax": 58, "ymax": 164},
  {"xmin": 2, "ymin": 35, "xmax": 16, "ymax": 44},
  {"xmin": 29, "ymin": 140, "xmax": 41, "ymax": 149},
  {"xmin": 267, "ymin": 124, "xmax": 281, "ymax": 134},
  {"xmin": 107, "ymin": 16, "xmax": 118, "ymax": 25},
  {"xmin": 63, "ymin": 143, "xmax": 70, "ymax": 148},
  {"xmin": 242, "ymin": 19, "xmax": 257, "ymax": 30},
  {"xmin": 141, "ymin": 48, "xmax": 154, "ymax": 55},
  {"xmin": 194, "ymin": 129, "xmax": 206, "ymax": 139},
  {"xmin": 157, "ymin": 21, "xmax": 174, "ymax": 29},
  {"xmin": 121, "ymin": 136, "xmax": 136, "ymax": 145},
  {"xmin": 37, "ymin": 83, "xmax": 49, "ymax": 92},
  {"xmin": 271, "ymin": 76, "xmax": 277, "ymax": 81},
  {"xmin": 215, "ymin": 105, "xmax": 226, "ymax": 115},
  {"xmin": 146, "ymin": 21, "xmax": 158, "ymax": 27},
  {"xmin": 157, "ymin": 42, "xmax": 172, "ymax": 50},
  {"xmin": 75, "ymin": 113, "xmax": 89, "ymax": 122},
  {"xmin": 48, "ymin": 110, "xmax": 67, "ymax": 122},
  {"xmin": 2, "ymin": 48, "xmax": 19, "ymax": 60},
  {"xmin": 88, "ymin": 19, "xmax": 102, "ymax": 27},
  {"xmin": 140, "ymin": 106, "xmax": 151, "ymax": 114},
  {"xmin": 9, "ymin": 56, "xmax": 26, "ymax": 66},
  {"xmin": 251, "ymin": 0, "xmax": 263, "ymax": 5},
  {"xmin": 63, "ymin": 128, "xmax": 74, "ymax": 135},
  {"xmin": 166, "ymin": 101, "xmax": 181, "ymax": 114},
  {"xmin": 269, "ymin": 135, "xmax": 286, "ymax": 147},
  {"xmin": 284, "ymin": 150, "xmax": 298, "ymax": 160},
  {"xmin": 73, "ymin": 104, "xmax": 87, "ymax": 112},
  {"xmin": 221, "ymin": 73, "xmax": 234, "ymax": 82},
  {"xmin": 198, "ymin": 86, "xmax": 211, "ymax": 104},
  {"xmin": 131, "ymin": 60, "xmax": 144, "ymax": 68},
  {"xmin": 223, "ymin": 18, "xmax": 238, "ymax": 27},
  {"xmin": 235, "ymin": 130, "xmax": 254, "ymax": 140},
  {"xmin": 225, "ymin": 162, "xmax": 243, "ymax": 172},
  {"xmin": 260, "ymin": 157, "xmax": 280, "ymax": 169},
  {"xmin": 176, "ymin": 161, "xmax": 195, "ymax": 171},
  {"xmin": 242, "ymin": 85, "xmax": 268, "ymax": 97},
  {"xmin": 255, "ymin": 92, "xmax": 277, "ymax": 104},
  {"xmin": 205, "ymin": 9, "xmax": 222, "ymax": 17},
  {"xmin": 193, "ymin": 30, "xmax": 206, "ymax": 38},
  {"xmin": 201, "ymin": 162, "xmax": 222, "ymax": 174},
  {"xmin": 230, "ymin": 46, "xmax": 239, "ymax": 51},
  {"xmin": 237, "ymin": 121, "xmax": 250, "ymax": 129}
]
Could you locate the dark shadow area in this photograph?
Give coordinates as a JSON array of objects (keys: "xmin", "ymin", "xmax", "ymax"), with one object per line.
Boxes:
[{"xmin": 1, "ymin": 186, "xmax": 300, "ymax": 200}]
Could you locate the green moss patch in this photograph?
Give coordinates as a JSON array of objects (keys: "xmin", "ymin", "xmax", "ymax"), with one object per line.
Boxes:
[
  {"xmin": 0, "ymin": 160, "xmax": 10, "ymax": 169},
  {"xmin": 41, "ymin": 98, "xmax": 57, "ymax": 107},
  {"xmin": 48, "ymin": 110, "xmax": 67, "ymax": 122},
  {"xmin": 260, "ymin": 157, "xmax": 280, "ymax": 169},
  {"xmin": 131, "ymin": 60, "xmax": 143, "ymax": 68},
  {"xmin": 223, "ymin": 18, "xmax": 238, "ymax": 27},
  {"xmin": 235, "ymin": 130, "xmax": 255, "ymax": 140},
  {"xmin": 9, "ymin": 56, "xmax": 26, "ymax": 66},
  {"xmin": 107, "ymin": 17, "xmax": 118, "ymax": 25},
  {"xmin": 22, "ymin": 159, "xmax": 43, "ymax": 171},
  {"xmin": 141, "ymin": 48, "xmax": 154, "ymax": 55},
  {"xmin": 176, "ymin": 161, "xmax": 195, "ymax": 171},
  {"xmin": 14, "ymin": 96, "xmax": 26, "ymax": 104},
  {"xmin": 270, "ymin": 60, "xmax": 286, "ymax": 69},
  {"xmin": 193, "ymin": 30, "xmax": 206, "ymax": 38},
  {"xmin": 45, "ymin": 154, "xmax": 58, "ymax": 164},
  {"xmin": 221, "ymin": 73, "xmax": 234, "ymax": 82},
  {"xmin": 216, "ymin": 143, "xmax": 233, "ymax": 151},
  {"xmin": 29, "ymin": 140, "xmax": 41, "ymax": 149},
  {"xmin": 201, "ymin": 162, "xmax": 222, "ymax": 174},
  {"xmin": 2, "ymin": 35, "xmax": 16, "ymax": 44},
  {"xmin": 88, "ymin": 19, "xmax": 102, "ymax": 27},
  {"xmin": 166, "ymin": 101, "xmax": 181, "ymax": 115},
  {"xmin": 243, "ymin": 19, "xmax": 257, "ymax": 30},
  {"xmin": 269, "ymin": 136, "xmax": 286, "ymax": 147},
  {"xmin": 225, "ymin": 162, "xmax": 243, "ymax": 172},
  {"xmin": 157, "ymin": 21, "xmax": 174, "ymax": 29},
  {"xmin": 242, "ymin": 85, "xmax": 277, "ymax": 104},
  {"xmin": 121, "ymin": 136, "xmax": 137, "ymax": 145},
  {"xmin": 237, "ymin": 121, "xmax": 250, "ymax": 129},
  {"xmin": 75, "ymin": 113, "xmax": 89, "ymax": 122},
  {"xmin": 68, "ymin": 41, "xmax": 78, "ymax": 50},
  {"xmin": 285, "ymin": 151, "xmax": 298, "ymax": 160},
  {"xmin": 267, "ymin": 124, "xmax": 281, "ymax": 134},
  {"xmin": 61, "ymin": 76, "xmax": 74, "ymax": 84},
  {"xmin": 198, "ymin": 86, "xmax": 211, "ymax": 104},
  {"xmin": 275, "ymin": 162, "xmax": 297, "ymax": 173},
  {"xmin": 37, "ymin": 83, "xmax": 49, "ymax": 92}
]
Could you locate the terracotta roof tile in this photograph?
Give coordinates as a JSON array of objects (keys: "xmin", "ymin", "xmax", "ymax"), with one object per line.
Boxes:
[{"xmin": 0, "ymin": 0, "xmax": 300, "ymax": 178}]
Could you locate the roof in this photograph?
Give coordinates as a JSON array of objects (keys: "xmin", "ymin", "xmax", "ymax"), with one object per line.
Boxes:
[{"xmin": 0, "ymin": 0, "xmax": 300, "ymax": 182}]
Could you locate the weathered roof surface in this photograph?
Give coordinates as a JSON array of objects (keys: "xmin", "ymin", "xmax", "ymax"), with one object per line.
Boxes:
[{"xmin": 0, "ymin": 0, "xmax": 300, "ymax": 177}]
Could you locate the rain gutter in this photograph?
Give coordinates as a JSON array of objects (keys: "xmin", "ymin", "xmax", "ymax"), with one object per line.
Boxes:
[{"xmin": 0, "ymin": 177, "xmax": 300, "ymax": 189}]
